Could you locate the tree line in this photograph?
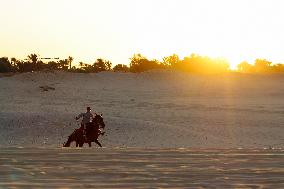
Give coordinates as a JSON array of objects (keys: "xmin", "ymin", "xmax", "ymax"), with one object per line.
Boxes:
[
  {"xmin": 237, "ymin": 59, "xmax": 284, "ymax": 73},
  {"xmin": 1, "ymin": 53, "xmax": 284, "ymax": 74}
]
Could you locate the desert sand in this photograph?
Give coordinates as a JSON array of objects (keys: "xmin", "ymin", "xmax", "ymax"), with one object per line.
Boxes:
[
  {"xmin": 0, "ymin": 148, "xmax": 283, "ymax": 188},
  {"xmin": 0, "ymin": 70, "xmax": 283, "ymax": 148}
]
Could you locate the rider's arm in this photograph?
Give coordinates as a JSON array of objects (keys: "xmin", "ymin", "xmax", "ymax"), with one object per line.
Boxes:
[{"xmin": 76, "ymin": 113, "xmax": 83, "ymax": 120}]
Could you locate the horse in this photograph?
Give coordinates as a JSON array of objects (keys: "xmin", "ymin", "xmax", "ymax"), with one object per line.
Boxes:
[{"xmin": 63, "ymin": 114, "xmax": 105, "ymax": 147}]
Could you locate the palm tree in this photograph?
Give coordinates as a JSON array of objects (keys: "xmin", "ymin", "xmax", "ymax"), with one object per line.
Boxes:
[
  {"xmin": 27, "ymin": 54, "xmax": 39, "ymax": 71},
  {"xmin": 68, "ymin": 56, "xmax": 73, "ymax": 70},
  {"xmin": 28, "ymin": 54, "xmax": 38, "ymax": 64}
]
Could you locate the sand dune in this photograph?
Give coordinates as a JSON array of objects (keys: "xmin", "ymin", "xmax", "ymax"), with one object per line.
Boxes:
[{"xmin": 0, "ymin": 70, "xmax": 283, "ymax": 148}]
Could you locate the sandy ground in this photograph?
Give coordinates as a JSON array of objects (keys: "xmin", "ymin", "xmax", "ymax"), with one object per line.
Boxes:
[
  {"xmin": 0, "ymin": 70, "xmax": 283, "ymax": 148},
  {"xmin": 0, "ymin": 148, "xmax": 283, "ymax": 188}
]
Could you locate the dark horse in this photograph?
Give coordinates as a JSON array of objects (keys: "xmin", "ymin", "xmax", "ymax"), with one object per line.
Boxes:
[{"xmin": 63, "ymin": 114, "xmax": 105, "ymax": 147}]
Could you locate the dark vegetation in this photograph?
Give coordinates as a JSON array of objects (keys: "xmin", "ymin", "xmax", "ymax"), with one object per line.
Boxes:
[{"xmin": 1, "ymin": 53, "xmax": 284, "ymax": 74}]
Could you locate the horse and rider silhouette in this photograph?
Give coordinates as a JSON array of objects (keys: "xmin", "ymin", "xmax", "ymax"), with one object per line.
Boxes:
[{"xmin": 63, "ymin": 107, "xmax": 105, "ymax": 147}]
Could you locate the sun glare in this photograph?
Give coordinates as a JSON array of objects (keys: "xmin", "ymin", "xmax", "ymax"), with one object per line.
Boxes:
[{"xmin": 0, "ymin": 0, "xmax": 284, "ymax": 67}]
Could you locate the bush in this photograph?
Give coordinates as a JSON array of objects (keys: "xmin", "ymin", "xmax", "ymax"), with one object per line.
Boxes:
[
  {"xmin": 0, "ymin": 57, "xmax": 13, "ymax": 73},
  {"xmin": 113, "ymin": 64, "xmax": 130, "ymax": 72}
]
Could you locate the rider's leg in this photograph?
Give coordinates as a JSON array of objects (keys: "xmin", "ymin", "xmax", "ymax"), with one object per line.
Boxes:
[{"xmin": 82, "ymin": 123, "xmax": 87, "ymax": 140}]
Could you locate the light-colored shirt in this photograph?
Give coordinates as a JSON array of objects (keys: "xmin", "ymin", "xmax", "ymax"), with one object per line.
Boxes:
[{"xmin": 77, "ymin": 111, "xmax": 94, "ymax": 124}]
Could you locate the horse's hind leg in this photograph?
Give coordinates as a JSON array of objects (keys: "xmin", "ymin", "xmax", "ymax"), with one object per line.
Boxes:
[
  {"xmin": 94, "ymin": 139, "xmax": 102, "ymax": 147},
  {"xmin": 88, "ymin": 142, "xmax": 92, "ymax": 147}
]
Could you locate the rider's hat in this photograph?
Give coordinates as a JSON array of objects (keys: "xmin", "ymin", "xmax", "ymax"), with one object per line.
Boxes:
[{"xmin": 87, "ymin": 106, "xmax": 91, "ymax": 110}]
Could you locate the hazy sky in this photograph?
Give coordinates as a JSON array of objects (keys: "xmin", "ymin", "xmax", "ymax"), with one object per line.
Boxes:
[{"xmin": 1, "ymin": 0, "xmax": 284, "ymax": 68}]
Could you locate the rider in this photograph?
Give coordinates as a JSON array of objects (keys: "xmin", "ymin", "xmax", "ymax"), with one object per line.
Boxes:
[{"xmin": 76, "ymin": 107, "xmax": 94, "ymax": 139}]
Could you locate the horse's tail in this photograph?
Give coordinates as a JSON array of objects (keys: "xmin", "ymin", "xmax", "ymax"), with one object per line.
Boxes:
[
  {"xmin": 63, "ymin": 129, "xmax": 79, "ymax": 147},
  {"xmin": 63, "ymin": 137, "xmax": 72, "ymax": 147}
]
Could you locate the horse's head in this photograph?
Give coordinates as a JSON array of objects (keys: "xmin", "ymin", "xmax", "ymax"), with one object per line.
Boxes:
[{"xmin": 93, "ymin": 114, "xmax": 105, "ymax": 129}]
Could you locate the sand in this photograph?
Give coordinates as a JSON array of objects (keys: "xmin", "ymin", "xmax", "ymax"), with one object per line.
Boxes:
[
  {"xmin": 0, "ymin": 70, "xmax": 283, "ymax": 148},
  {"xmin": 0, "ymin": 148, "xmax": 283, "ymax": 188}
]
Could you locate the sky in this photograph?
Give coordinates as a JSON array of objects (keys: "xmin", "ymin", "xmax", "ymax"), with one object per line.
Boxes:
[{"xmin": 0, "ymin": 0, "xmax": 284, "ymax": 68}]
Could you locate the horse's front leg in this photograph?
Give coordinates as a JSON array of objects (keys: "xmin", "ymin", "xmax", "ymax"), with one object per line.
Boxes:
[{"xmin": 88, "ymin": 142, "xmax": 92, "ymax": 147}]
